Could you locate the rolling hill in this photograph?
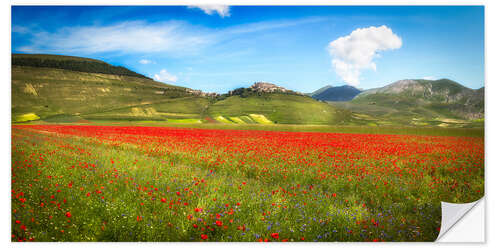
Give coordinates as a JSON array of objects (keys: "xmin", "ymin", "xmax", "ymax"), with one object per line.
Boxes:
[
  {"xmin": 12, "ymin": 54, "xmax": 483, "ymax": 127},
  {"xmin": 208, "ymin": 91, "xmax": 352, "ymax": 125},
  {"xmin": 330, "ymin": 79, "xmax": 484, "ymax": 127},
  {"xmin": 11, "ymin": 54, "xmax": 352, "ymax": 125},
  {"xmin": 310, "ymin": 85, "xmax": 362, "ymax": 101},
  {"xmin": 11, "ymin": 54, "xmax": 202, "ymax": 122}
]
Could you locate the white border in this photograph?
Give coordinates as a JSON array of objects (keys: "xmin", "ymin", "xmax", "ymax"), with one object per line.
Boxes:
[{"xmin": 3, "ymin": 0, "xmax": 498, "ymax": 249}]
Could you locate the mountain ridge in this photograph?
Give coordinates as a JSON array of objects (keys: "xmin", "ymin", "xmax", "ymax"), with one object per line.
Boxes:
[
  {"xmin": 310, "ymin": 85, "xmax": 362, "ymax": 101},
  {"xmin": 349, "ymin": 78, "xmax": 484, "ymax": 121}
]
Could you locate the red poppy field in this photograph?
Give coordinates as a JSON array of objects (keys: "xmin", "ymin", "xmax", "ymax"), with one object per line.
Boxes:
[{"xmin": 11, "ymin": 125, "xmax": 484, "ymax": 242}]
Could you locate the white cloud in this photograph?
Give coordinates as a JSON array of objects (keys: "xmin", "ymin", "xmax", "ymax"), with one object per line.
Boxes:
[
  {"xmin": 139, "ymin": 59, "xmax": 153, "ymax": 64},
  {"xmin": 154, "ymin": 69, "xmax": 178, "ymax": 83},
  {"xmin": 423, "ymin": 76, "xmax": 436, "ymax": 80},
  {"xmin": 327, "ymin": 25, "xmax": 402, "ymax": 86},
  {"xmin": 14, "ymin": 17, "xmax": 324, "ymax": 56},
  {"xmin": 17, "ymin": 21, "xmax": 211, "ymax": 55},
  {"xmin": 188, "ymin": 5, "xmax": 230, "ymax": 17}
]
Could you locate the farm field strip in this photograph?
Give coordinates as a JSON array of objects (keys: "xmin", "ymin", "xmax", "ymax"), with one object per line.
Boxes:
[{"xmin": 11, "ymin": 125, "xmax": 484, "ymax": 242}]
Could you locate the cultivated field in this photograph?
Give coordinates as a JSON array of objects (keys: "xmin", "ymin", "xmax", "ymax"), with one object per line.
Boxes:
[{"xmin": 11, "ymin": 125, "xmax": 484, "ymax": 242}]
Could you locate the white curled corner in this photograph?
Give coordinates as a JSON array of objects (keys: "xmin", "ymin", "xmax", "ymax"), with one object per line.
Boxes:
[{"xmin": 436, "ymin": 197, "xmax": 484, "ymax": 242}]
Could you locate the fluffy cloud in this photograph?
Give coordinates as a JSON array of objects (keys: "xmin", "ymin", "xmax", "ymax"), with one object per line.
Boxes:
[
  {"xmin": 328, "ymin": 25, "xmax": 402, "ymax": 86},
  {"xmin": 188, "ymin": 5, "xmax": 230, "ymax": 17},
  {"xmin": 139, "ymin": 59, "xmax": 152, "ymax": 65},
  {"xmin": 154, "ymin": 69, "xmax": 178, "ymax": 83},
  {"xmin": 423, "ymin": 76, "xmax": 436, "ymax": 80}
]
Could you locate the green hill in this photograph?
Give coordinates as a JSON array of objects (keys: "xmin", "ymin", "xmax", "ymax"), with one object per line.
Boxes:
[
  {"xmin": 12, "ymin": 53, "xmax": 150, "ymax": 79},
  {"xmin": 208, "ymin": 92, "xmax": 352, "ymax": 125},
  {"xmin": 330, "ymin": 79, "xmax": 484, "ymax": 127},
  {"xmin": 12, "ymin": 54, "xmax": 202, "ymax": 123}
]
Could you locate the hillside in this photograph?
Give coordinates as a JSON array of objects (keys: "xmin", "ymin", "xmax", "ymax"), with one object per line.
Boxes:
[
  {"xmin": 11, "ymin": 54, "xmax": 203, "ymax": 123},
  {"xmin": 12, "ymin": 54, "xmax": 352, "ymax": 125},
  {"xmin": 331, "ymin": 79, "xmax": 484, "ymax": 127},
  {"xmin": 311, "ymin": 85, "xmax": 362, "ymax": 101},
  {"xmin": 208, "ymin": 91, "xmax": 352, "ymax": 125}
]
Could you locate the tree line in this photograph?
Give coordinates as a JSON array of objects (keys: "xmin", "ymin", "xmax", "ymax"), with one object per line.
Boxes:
[{"xmin": 12, "ymin": 57, "xmax": 151, "ymax": 79}]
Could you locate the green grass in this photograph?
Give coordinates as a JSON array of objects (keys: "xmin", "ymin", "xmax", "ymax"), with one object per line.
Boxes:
[
  {"xmin": 42, "ymin": 114, "xmax": 82, "ymax": 123},
  {"xmin": 165, "ymin": 118, "xmax": 202, "ymax": 124}
]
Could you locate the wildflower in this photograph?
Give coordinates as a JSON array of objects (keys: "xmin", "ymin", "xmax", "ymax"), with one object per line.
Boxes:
[{"xmin": 271, "ymin": 233, "xmax": 279, "ymax": 239}]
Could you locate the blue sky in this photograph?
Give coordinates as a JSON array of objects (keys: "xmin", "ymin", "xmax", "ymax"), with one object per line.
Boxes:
[{"xmin": 12, "ymin": 6, "xmax": 484, "ymax": 93}]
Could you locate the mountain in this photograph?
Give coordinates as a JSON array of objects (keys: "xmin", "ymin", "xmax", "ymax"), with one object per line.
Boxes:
[
  {"xmin": 310, "ymin": 85, "xmax": 362, "ymax": 101},
  {"xmin": 353, "ymin": 79, "xmax": 484, "ymax": 119},
  {"xmin": 329, "ymin": 79, "xmax": 484, "ymax": 127},
  {"xmin": 308, "ymin": 85, "xmax": 333, "ymax": 96}
]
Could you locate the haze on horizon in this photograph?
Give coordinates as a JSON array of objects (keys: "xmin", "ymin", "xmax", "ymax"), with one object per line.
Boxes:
[{"xmin": 12, "ymin": 5, "xmax": 484, "ymax": 93}]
